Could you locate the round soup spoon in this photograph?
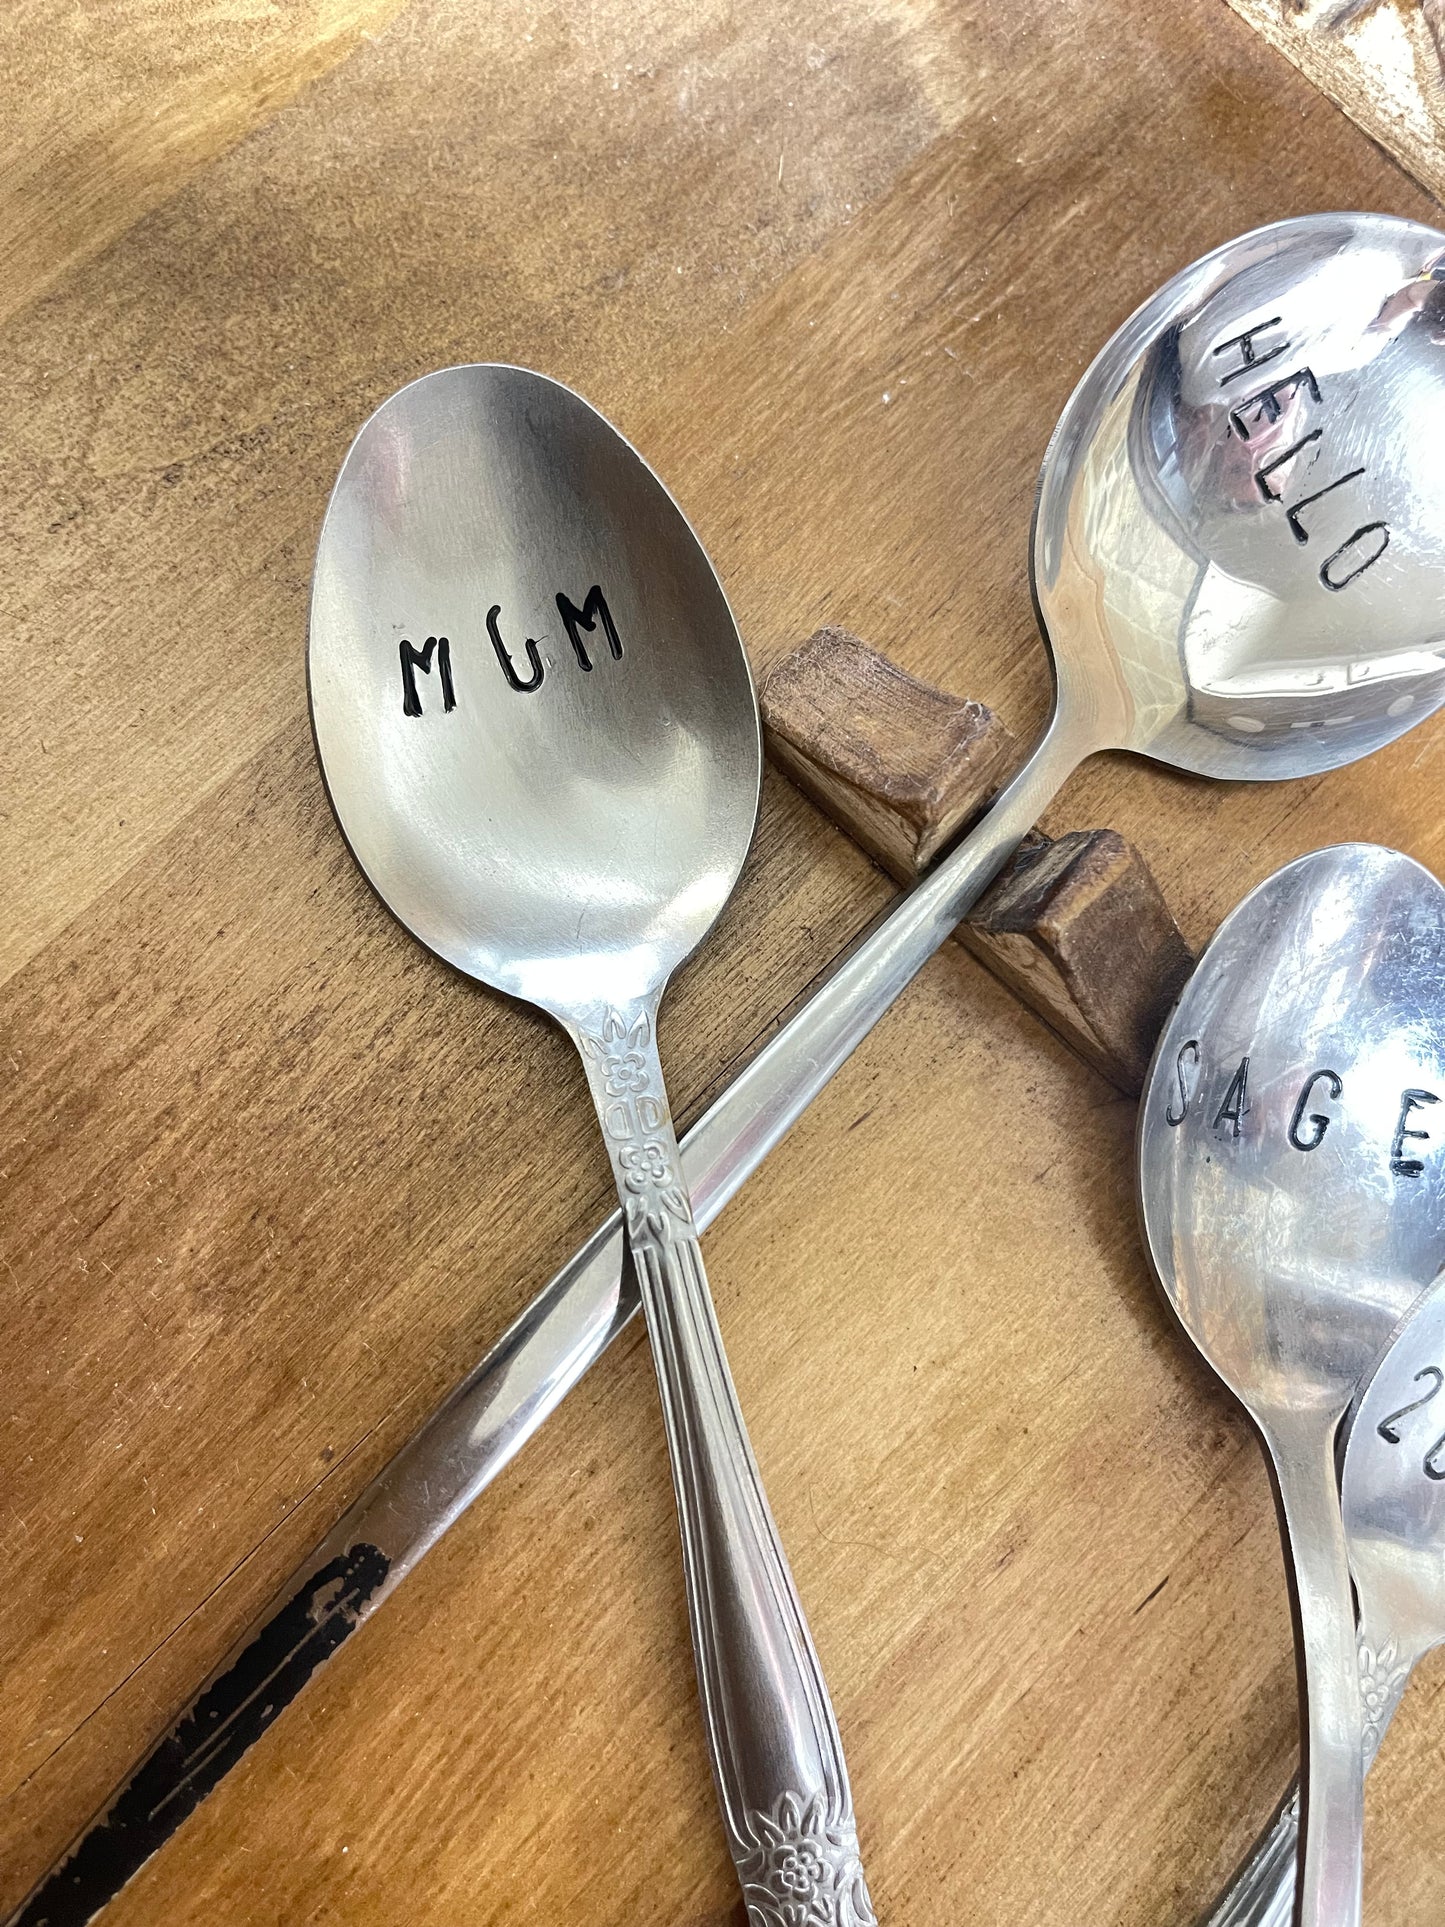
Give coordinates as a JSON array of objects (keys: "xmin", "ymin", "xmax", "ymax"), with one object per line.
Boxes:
[
  {"xmin": 1139, "ymin": 844, "xmax": 1445, "ymax": 1927},
  {"xmin": 309, "ymin": 365, "xmax": 875, "ymax": 1926}
]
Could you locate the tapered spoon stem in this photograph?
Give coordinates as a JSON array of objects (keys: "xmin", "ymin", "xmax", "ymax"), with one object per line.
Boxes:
[
  {"xmin": 1266, "ymin": 1411, "xmax": 1364, "ymax": 1927},
  {"xmin": 1204, "ymin": 1546, "xmax": 1419, "ymax": 1927},
  {"xmin": 570, "ymin": 993, "xmax": 874, "ymax": 1926},
  {"xmin": 8, "ymin": 713, "xmax": 1089, "ymax": 1926}
]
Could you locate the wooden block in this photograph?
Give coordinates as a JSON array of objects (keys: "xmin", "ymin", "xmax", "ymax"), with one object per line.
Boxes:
[
  {"xmin": 761, "ymin": 629, "xmax": 1194, "ymax": 1094},
  {"xmin": 958, "ymin": 831, "xmax": 1195, "ymax": 1094},
  {"xmin": 760, "ymin": 626, "xmax": 1018, "ymax": 877},
  {"xmin": 1224, "ymin": 0, "xmax": 1445, "ymax": 214}
]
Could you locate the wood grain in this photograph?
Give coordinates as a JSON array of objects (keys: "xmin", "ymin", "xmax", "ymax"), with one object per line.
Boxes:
[
  {"xmin": 960, "ymin": 830, "xmax": 1196, "ymax": 1095},
  {"xmin": 3, "ymin": 1, "xmax": 1444, "ymax": 1923},
  {"xmin": 762, "ymin": 625, "xmax": 1018, "ymax": 873},
  {"xmin": 0, "ymin": 0, "xmax": 408, "ymax": 327},
  {"xmin": 1225, "ymin": 0, "xmax": 1445, "ymax": 209}
]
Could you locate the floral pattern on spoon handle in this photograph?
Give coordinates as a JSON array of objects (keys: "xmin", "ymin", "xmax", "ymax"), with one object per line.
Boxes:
[
  {"xmin": 575, "ymin": 1004, "xmax": 875, "ymax": 1927},
  {"xmin": 1202, "ymin": 1634, "xmax": 1415, "ymax": 1927}
]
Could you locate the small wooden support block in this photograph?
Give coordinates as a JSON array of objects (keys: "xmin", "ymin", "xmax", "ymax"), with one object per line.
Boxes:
[
  {"xmin": 956, "ymin": 831, "xmax": 1195, "ymax": 1094},
  {"xmin": 760, "ymin": 628, "xmax": 1195, "ymax": 1095},
  {"xmin": 761, "ymin": 625, "xmax": 1019, "ymax": 876}
]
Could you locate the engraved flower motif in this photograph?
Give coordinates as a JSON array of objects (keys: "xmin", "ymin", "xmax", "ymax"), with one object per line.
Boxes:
[
  {"xmin": 772, "ymin": 1838, "xmax": 830, "ymax": 1897},
  {"xmin": 1357, "ymin": 1632, "xmax": 1411, "ymax": 1755},
  {"xmin": 740, "ymin": 1790, "xmax": 876, "ymax": 1927},
  {"xmin": 763, "ymin": 1898, "xmax": 827, "ymax": 1927},
  {"xmin": 619, "ymin": 1141, "xmax": 672, "ymax": 1191},
  {"xmin": 601, "ymin": 1050, "xmax": 649, "ymax": 1097},
  {"xmin": 581, "ymin": 1008, "xmax": 653, "ymax": 1095}
]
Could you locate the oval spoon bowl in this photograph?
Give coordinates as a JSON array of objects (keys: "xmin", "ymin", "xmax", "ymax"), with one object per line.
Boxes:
[{"xmin": 309, "ymin": 363, "xmax": 760, "ymax": 1013}]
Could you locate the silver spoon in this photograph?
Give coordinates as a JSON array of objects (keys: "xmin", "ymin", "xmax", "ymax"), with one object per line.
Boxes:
[
  {"xmin": 1203, "ymin": 1250, "xmax": 1445, "ymax": 1927},
  {"xmin": 16, "ymin": 214, "xmax": 1445, "ymax": 1927},
  {"xmin": 1139, "ymin": 844, "xmax": 1445, "ymax": 1927},
  {"xmin": 308, "ymin": 365, "xmax": 876, "ymax": 1926},
  {"xmin": 1218, "ymin": 1265, "xmax": 1445, "ymax": 1927},
  {"xmin": 1346, "ymin": 1264, "xmax": 1445, "ymax": 1759}
]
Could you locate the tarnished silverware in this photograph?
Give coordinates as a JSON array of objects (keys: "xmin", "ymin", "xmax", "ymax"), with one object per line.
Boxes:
[
  {"xmin": 1140, "ymin": 845, "xmax": 1445, "ymax": 1927},
  {"xmin": 17, "ymin": 211, "xmax": 1445, "ymax": 1925},
  {"xmin": 1207, "ymin": 1266, "xmax": 1445, "ymax": 1927},
  {"xmin": 307, "ymin": 364, "xmax": 876, "ymax": 1927},
  {"xmin": 1344, "ymin": 1267, "xmax": 1445, "ymax": 1786}
]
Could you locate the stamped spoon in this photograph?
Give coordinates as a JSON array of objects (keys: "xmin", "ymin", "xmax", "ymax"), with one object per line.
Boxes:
[
  {"xmin": 14, "ymin": 215, "xmax": 1445, "ymax": 1927},
  {"xmin": 1139, "ymin": 844, "xmax": 1445, "ymax": 1927},
  {"xmin": 309, "ymin": 366, "xmax": 874, "ymax": 1926},
  {"xmin": 1216, "ymin": 1267, "xmax": 1445, "ymax": 1927}
]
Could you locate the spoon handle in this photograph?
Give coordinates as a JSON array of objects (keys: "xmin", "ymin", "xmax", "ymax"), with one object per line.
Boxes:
[
  {"xmin": 1203, "ymin": 1625, "xmax": 1412, "ymax": 1927},
  {"xmin": 1266, "ymin": 1415, "xmax": 1365, "ymax": 1927},
  {"xmin": 1202, "ymin": 1784, "xmax": 1300, "ymax": 1927},
  {"xmin": 569, "ymin": 995, "xmax": 876, "ymax": 1927},
  {"xmin": 3, "ymin": 718, "xmax": 1085, "ymax": 1925}
]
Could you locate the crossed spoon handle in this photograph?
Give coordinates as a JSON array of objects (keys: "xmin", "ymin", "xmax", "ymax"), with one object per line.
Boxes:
[
  {"xmin": 1263, "ymin": 1410, "xmax": 1366, "ymax": 1927},
  {"xmin": 9, "ymin": 718, "xmax": 1086, "ymax": 1927},
  {"xmin": 1204, "ymin": 1652, "xmax": 1407, "ymax": 1927},
  {"xmin": 569, "ymin": 996, "xmax": 874, "ymax": 1926}
]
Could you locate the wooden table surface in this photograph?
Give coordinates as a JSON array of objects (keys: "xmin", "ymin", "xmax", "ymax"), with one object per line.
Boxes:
[{"xmin": 4, "ymin": 2, "xmax": 1444, "ymax": 1922}]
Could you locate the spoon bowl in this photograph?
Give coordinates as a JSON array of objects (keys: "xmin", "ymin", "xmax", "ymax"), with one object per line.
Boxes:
[
  {"xmin": 1141, "ymin": 846, "xmax": 1445, "ymax": 1406},
  {"xmin": 309, "ymin": 364, "xmax": 759, "ymax": 1014},
  {"xmin": 1034, "ymin": 211, "xmax": 1445, "ymax": 778},
  {"xmin": 1139, "ymin": 842, "xmax": 1445, "ymax": 1927}
]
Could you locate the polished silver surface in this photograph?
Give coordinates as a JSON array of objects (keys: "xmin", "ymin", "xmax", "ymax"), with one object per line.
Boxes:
[
  {"xmin": 310, "ymin": 364, "xmax": 876, "ymax": 1927},
  {"xmin": 1209, "ymin": 1268, "xmax": 1445, "ymax": 1927},
  {"xmin": 1036, "ymin": 211, "xmax": 1445, "ymax": 780},
  {"xmin": 1141, "ymin": 844, "xmax": 1445, "ymax": 1927},
  {"xmin": 309, "ymin": 364, "xmax": 758, "ymax": 1013},
  {"xmin": 18, "ymin": 216, "xmax": 1445, "ymax": 1926},
  {"xmin": 1345, "ymin": 1267, "xmax": 1445, "ymax": 1749}
]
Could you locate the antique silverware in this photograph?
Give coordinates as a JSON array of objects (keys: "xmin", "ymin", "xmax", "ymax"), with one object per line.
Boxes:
[
  {"xmin": 307, "ymin": 365, "xmax": 875, "ymax": 1927},
  {"xmin": 16, "ymin": 211, "xmax": 1445, "ymax": 1925},
  {"xmin": 1209, "ymin": 1268, "xmax": 1445, "ymax": 1927},
  {"xmin": 1140, "ymin": 844, "xmax": 1445, "ymax": 1927},
  {"xmin": 1345, "ymin": 1265, "xmax": 1445, "ymax": 1763}
]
